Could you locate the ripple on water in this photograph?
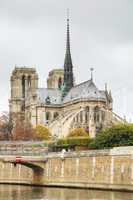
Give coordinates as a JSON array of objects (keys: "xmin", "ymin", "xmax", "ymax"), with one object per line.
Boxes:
[{"xmin": 0, "ymin": 185, "xmax": 133, "ymax": 200}]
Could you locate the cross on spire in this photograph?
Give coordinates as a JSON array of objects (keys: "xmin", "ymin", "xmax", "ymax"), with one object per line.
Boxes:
[
  {"xmin": 90, "ymin": 67, "xmax": 94, "ymax": 81},
  {"xmin": 67, "ymin": 8, "xmax": 69, "ymax": 21}
]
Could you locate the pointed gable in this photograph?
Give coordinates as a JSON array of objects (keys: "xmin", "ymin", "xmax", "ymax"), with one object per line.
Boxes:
[{"xmin": 63, "ymin": 80, "xmax": 106, "ymax": 103}]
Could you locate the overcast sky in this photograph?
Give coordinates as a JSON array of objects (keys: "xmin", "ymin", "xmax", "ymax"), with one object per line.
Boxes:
[{"xmin": 0, "ymin": 0, "xmax": 133, "ymax": 121}]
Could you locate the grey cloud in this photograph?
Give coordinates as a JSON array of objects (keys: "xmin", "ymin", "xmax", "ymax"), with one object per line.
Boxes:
[{"xmin": 0, "ymin": 0, "xmax": 133, "ymax": 121}]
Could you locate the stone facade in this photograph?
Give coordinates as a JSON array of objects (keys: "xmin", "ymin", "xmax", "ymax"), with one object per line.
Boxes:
[
  {"xmin": 47, "ymin": 69, "xmax": 64, "ymax": 89},
  {"xmin": 9, "ymin": 66, "xmax": 124, "ymax": 138},
  {"xmin": 9, "ymin": 67, "xmax": 38, "ymax": 120},
  {"xmin": 9, "ymin": 15, "xmax": 125, "ymax": 138}
]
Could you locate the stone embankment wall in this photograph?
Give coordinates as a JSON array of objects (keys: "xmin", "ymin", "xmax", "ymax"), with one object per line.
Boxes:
[{"xmin": 1, "ymin": 146, "xmax": 133, "ymax": 191}]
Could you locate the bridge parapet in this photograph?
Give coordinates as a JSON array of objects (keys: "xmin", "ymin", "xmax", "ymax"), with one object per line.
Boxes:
[{"xmin": 1, "ymin": 155, "xmax": 47, "ymax": 176}]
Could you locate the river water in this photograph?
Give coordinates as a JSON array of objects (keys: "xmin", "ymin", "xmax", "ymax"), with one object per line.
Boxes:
[{"xmin": 0, "ymin": 185, "xmax": 133, "ymax": 200}]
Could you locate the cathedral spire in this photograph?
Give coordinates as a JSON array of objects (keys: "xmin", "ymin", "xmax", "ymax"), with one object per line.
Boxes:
[{"xmin": 63, "ymin": 9, "xmax": 74, "ymax": 94}]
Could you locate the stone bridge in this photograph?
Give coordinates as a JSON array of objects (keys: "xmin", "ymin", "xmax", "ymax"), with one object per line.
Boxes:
[
  {"xmin": 5, "ymin": 157, "xmax": 47, "ymax": 170},
  {"xmin": 0, "ymin": 147, "xmax": 133, "ymax": 191},
  {"xmin": 1, "ymin": 156, "xmax": 48, "ymax": 184}
]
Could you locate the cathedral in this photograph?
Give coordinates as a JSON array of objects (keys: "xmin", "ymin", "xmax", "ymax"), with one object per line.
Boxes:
[{"xmin": 9, "ymin": 15, "xmax": 125, "ymax": 138}]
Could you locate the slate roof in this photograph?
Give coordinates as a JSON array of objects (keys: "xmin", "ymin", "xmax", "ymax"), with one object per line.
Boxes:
[
  {"xmin": 36, "ymin": 88, "xmax": 62, "ymax": 105},
  {"xmin": 63, "ymin": 80, "xmax": 106, "ymax": 103},
  {"xmin": 36, "ymin": 80, "xmax": 106, "ymax": 105}
]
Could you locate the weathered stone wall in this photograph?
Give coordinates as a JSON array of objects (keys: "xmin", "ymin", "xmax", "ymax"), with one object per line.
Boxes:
[
  {"xmin": 43, "ymin": 148, "xmax": 133, "ymax": 191},
  {"xmin": 0, "ymin": 161, "xmax": 33, "ymax": 184},
  {"xmin": 1, "ymin": 147, "xmax": 133, "ymax": 191},
  {"xmin": 47, "ymin": 69, "xmax": 64, "ymax": 89}
]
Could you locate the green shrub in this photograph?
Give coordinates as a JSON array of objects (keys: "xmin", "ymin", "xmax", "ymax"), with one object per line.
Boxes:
[
  {"xmin": 57, "ymin": 136, "xmax": 91, "ymax": 147},
  {"xmin": 89, "ymin": 124, "xmax": 133, "ymax": 149},
  {"xmin": 68, "ymin": 128, "xmax": 89, "ymax": 137}
]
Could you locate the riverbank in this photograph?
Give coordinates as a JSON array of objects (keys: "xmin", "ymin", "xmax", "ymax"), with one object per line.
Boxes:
[{"xmin": 0, "ymin": 146, "xmax": 133, "ymax": 192}]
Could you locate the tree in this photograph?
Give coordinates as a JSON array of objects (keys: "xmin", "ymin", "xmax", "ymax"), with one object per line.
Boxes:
[
  {"xmin": 55, "ymin": 127, "xmax": 90, "ymax": 148},
  {"xmin": 12, "ymin": 119, "xmax": 34, "ymax": 141},
  {"xmin": 34, "ymin": 125, "xmax": 52, "ymax": 141},
  {"xmin": 67, "ymin": 128, "xmax": 89, "ymax": 137},
  {"xmin": 89, "ymin": 124, "xmax": 133, "ymax": 149},
  {"xmin": 57, "ymin": 137, "xmax": 91, "ymax": 147},
  {"xmin": 0, "ymin": 112, "xmax": 13, "ymax": 140}
]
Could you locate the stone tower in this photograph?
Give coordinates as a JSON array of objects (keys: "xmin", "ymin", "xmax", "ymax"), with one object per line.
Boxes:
[
  {"xmin": 9, "ymin": 67, "xmax": 38, "ymax": 119},
  {"xmin": 47, "ymin": 69, "xmax": 64, "ymax": 89},
  {"xmin": 63, "ymin": 13, "xmax": 74, "ymax": 94}
]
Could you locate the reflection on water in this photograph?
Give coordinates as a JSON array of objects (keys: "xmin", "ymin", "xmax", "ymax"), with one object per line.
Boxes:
[{"xmin": 0, "ymin": 185, "xmax": 133, "ymax": 200}]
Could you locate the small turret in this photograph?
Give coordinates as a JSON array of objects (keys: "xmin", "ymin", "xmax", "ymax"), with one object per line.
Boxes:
[{"xmin": 104, "ymin": 83, "xmax": 113, "ymax": 110}]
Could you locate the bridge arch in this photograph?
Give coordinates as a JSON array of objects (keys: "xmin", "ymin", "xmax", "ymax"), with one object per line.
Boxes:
[
  {"xmin": 10, "ymin": 160, "xmax": 45, "ymax": 184},
  {"xmin": 12, "ymin": 161, "xmax": 44, "ymax": 173}
]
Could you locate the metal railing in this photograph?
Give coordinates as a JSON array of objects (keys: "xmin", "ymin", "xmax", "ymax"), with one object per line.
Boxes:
[{"xmin": 0, "ymin": 141, "xmax": 48, "ymax": 156}]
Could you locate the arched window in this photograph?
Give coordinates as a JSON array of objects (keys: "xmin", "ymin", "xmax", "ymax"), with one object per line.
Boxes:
[
  {"xmin": 85, "ymin": 106, "xmax": 89, "ymax": 123},
  {"xmin": 45, "ymin": 96, "xmax": 51, "ymax": 104},
  {"xmin": 85, "ymin": 111, "xmax": 88, "ymax": 123},
  {"xmin": 80, "ymin": 111, "xmax": 83, "ymax": 123},
  {"xmin": 28, "ymin": 75, "xmax": 31, "ymax": 87},
  {"xmin": 102, "ymin": 111, "xmax": 105, "ymax": 121},
  {"xmin": 76, "ymin": 115, "xmax": 78, "ymax": 123},
  {"xmin": 21, "ymin": 101, "xmax": 25, "ymax": 111},
  {"xmin": 85, "ymin": 106, "xmax": 90, "ymax": 112},
  {"xmin": 46, "ymin": 112, "xmax": 51, "ymax": 121},
  {"xmin": 22, "ymin": 75, "xmax": 25, "ymax": 98},
  {"xmin": 53, "ymin": 112, "xmax": 59, "ymax": 119},
  {"xmin": 58, "ymin": 77, "xmax": 62, "ymax": 89},
  {"xmin": 28, "ymin": 112, "xmax": 31, "ymax": 120},
  {"xmin": 94, "ymin": 106, "xmax": 100, "ymax": 123}
]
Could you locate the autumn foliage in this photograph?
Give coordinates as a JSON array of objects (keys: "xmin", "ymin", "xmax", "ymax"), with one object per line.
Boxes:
[
  {"xmin": 55, "ymin": 127, "xmax": 90, "ymax": 147},
  {"xmin": 0, "ymin": 112, "xmax": 13, "ymax": 140},
  {"xmin": 34, "ymin": 125, "xmax": 52, "ymax": 141},
  {"xmin": 12, "ymin": 120, "xmax": 34, "ymax": 141},
  {"xmin": 68, "ymin": 128, "xmax": 89, "ymax": 137}
]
